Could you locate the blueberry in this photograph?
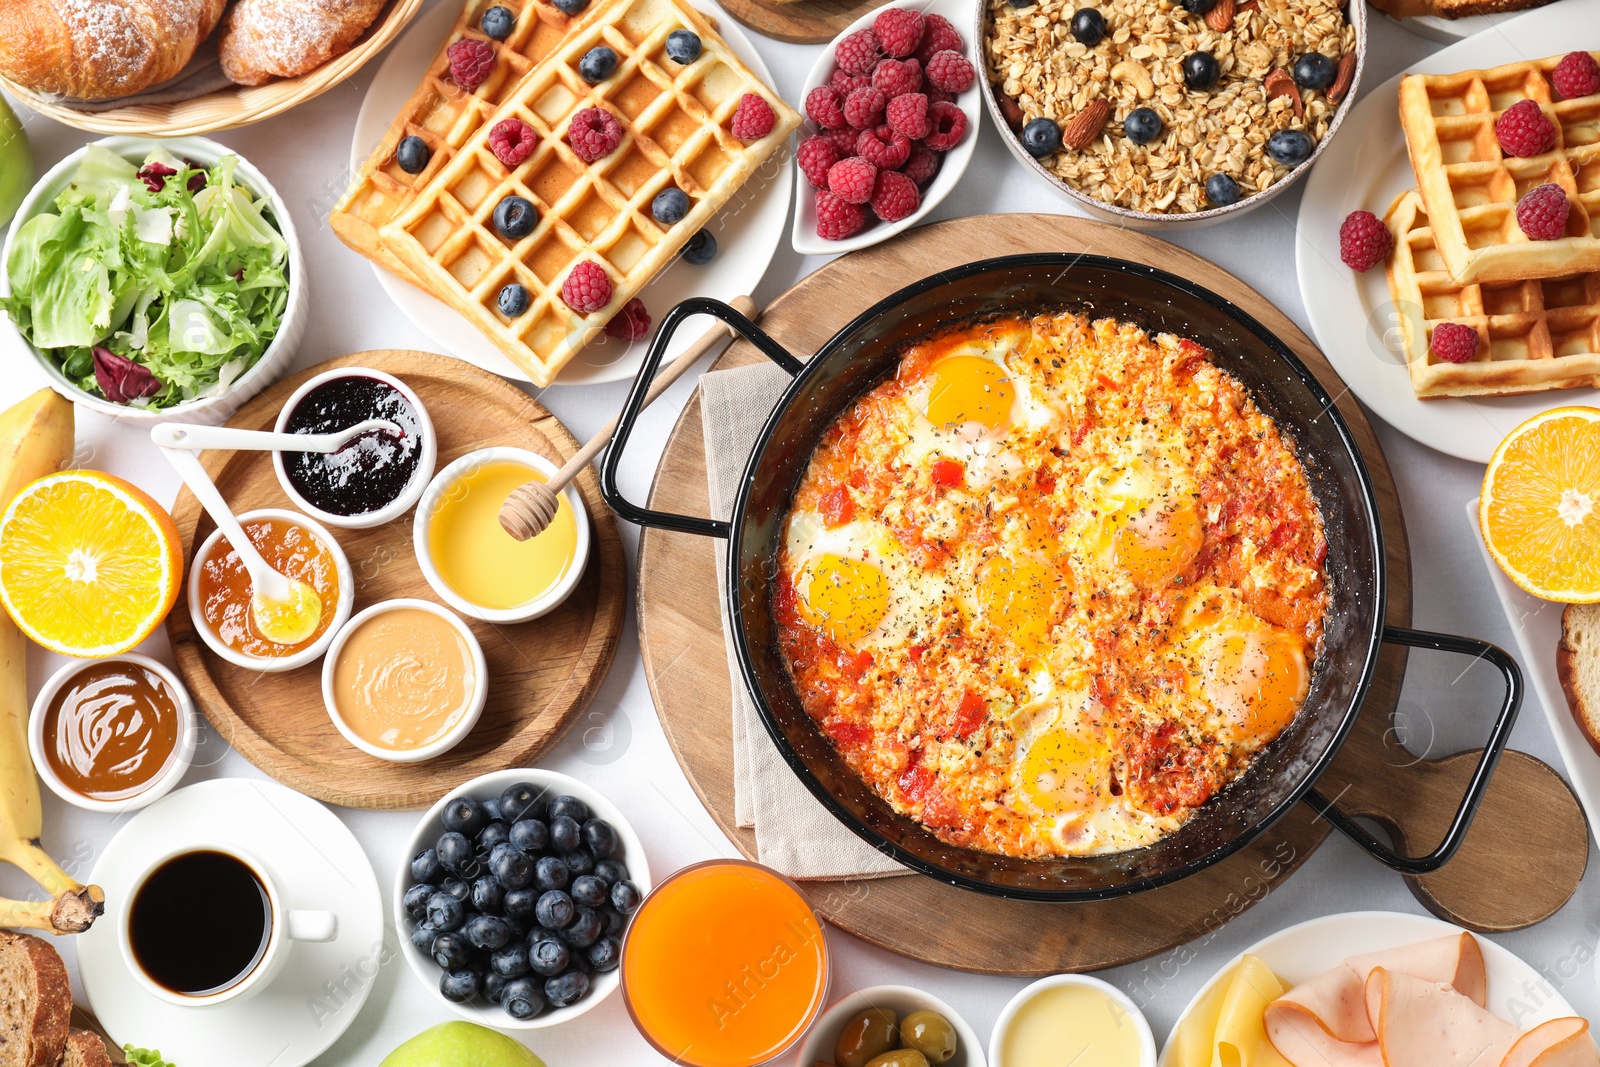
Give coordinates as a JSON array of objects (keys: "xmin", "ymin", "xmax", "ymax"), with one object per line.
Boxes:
[
  {"xmin": 665, "ymin": 29, "xmax": 702, "ymax": 64},
  {"xmin": 411, "ymin": 848, "xmax": 443, "ymax": 884},
  {"xmin": 510, "ymin": 819, "xmax": 548, "ymax": 853},
  {"xmin": 1205, "ymin": 173, "xmax": 1241, "ymax": 206},
  {"xmin": 1180, "ymin": 0, "xmax": 1216, "ymax": 13},
  {"xmin": 480, "ymin": 5, "xmax": 515, "ymax": 39},
  {"xmin": 498, "ymin": 282, "xmax": 530, "ymax": 317},
  {"xmin": 489, "ymin": 844, "xmax": 535, "ymax": 889},
  {"xmin": 484, "ymin": 970, "xmax": 508, "ymax": 1004},
  {"xmin": 571, "ymin": 875, "xmax": 609, "ymax": 909},
  {"xmin": 426, "ymin": 891, "xmax": 465, "ymax": 931},
  {"xmin": 477, "ymin": 821, "xmax": 511, "ymax": 854},
  {"xmin": 504, "ymin": 887, "xmax": 539, "ymax": 920},
  {"xmin": 431, "ymin": 931, "xmax": 471, "ymax": 971},
  {"xmin": 594, "ymin": 859, "xmax": 628, "ymax": 885},
  {"xmin": 441, "ymin": 796, "xmax": 488, "ymax": 837},
  {"xmin": 1070, "ymin": 8, "xmax": 1105, "ymax": 46},
  {"xmin": 481, "ymin": 796, "xmax": 505, "ymax": 823},
  {"xmin": 503, "ymin": 976, "xmax": 545, "ymax": 1019},
  {"xmin": 1293, "ymin": 52, "xmax": 1336, "ymax": 91},
  {"xmin": 1266, "ymin": 129, "xmax": 1313, "ymax": 166},
  {"xmin": 1183, "ymin": 51, "xmax": 1219, "ymax": 91},
  {"xmin": 1008, "ymin": 0, "xmax": 1033, "ymax": 7},
  {"xmin": 440, "ymin": 876, "xmax": 471, "ymax": 903},
  {"xmin": 440, "ymin": 969, "xmax": 480, "ymax": 1003},
  {"xmin": 1124, "ymin": 107, "xmax": 1163, "ymax": 144},
  {"xmin": 553, "ymin": 0, "xmax": 586, "ymax": 12},
  {"xmin": 588, "ymin": 936, "xmax": 622, "ymax": 972},
  {"xmin": 610, "ymin": 880, "xmax": 642, "ymax": 914},
  {"xmin": 566, "ymin": 950, "xmax": 595, "ymax": 976},
  {"xmin": 559, "ymin": 907, "xmax": 602, "ymax": 948},
  {"xmin": 536, "ymin": 890, "xmax": 576, "ymax": 929},
  {"xmin": 534, "ymin": 855, "xmax": 570, "ymax": 891},
  {"xmin": 549, "ymin": 816, "xmax": 581, "ymax": 854},
  {"xmin": 547, "ymin": 795, "xmax": 590, "ymax": 823},
  {"xmin": 544, "ymin": 971, "xmax": 589, "ymax": 1008},
  {"xmin": 436, "ymin": 831, "xmax": 474, "ymax": 873},
  {"xmin": 471, "ymin": 875, "xmax": 505, "ymax": 913},
  {"xmin": 1021, "ymin": 117, "xmax": 1062, "ymax": 158},
  {"xmin": 577, "ymin": 824, "xmax": 611, "ymax": 862},
  {"xmin": 493, "ymin": 195, "xmax": 538, "ymax": 240},
  {"xmin": 601, "ymin": 906, "xmax": 627, "ymax": 937},
  {"xmin": 500, "ymin": 783, "xmax": 546, "ymax": 823},
  {"xmin": 403, "ymin": 883, "xmax": 434, "ymax": 920},
  {"xmin": 526, "ymin": 925, "xmax": 561, "ymax": 948},
  {"xmin": 491, "ymin": 943, "xmax": 531, "ymax": 978},
  {"xmin": 409, "ymin": 922, "xmax": 438, "ymax": 953},
  {"xmin": 465, "ymin": 913, "xmax": 513, "ymax": 951},
  {"xmin": 652, "ymin": 188, "xmax": 690, "ymax": 225},
  {"xmin": 681, "ymin": 229, "xmax": 717, "ymax": 265},
  {"xmin": 562, "ymin": 848, "xmax": 596, "ymax": 877},
  {"xmin": 529, "ymin": 937, "xmax": 570, "ymax": 976},
  {"xmin": 396, "ymin": 135, "xmax": 431, "ymax": 175},
  {"xmin": 579, "ymin": 46, "xmax": 618, "ymax": 83}
]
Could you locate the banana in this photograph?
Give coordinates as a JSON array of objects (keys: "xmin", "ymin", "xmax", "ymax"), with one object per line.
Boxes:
[{"xmin": 0, "ymin": 389, "xmax": 103, "ymax": 935}]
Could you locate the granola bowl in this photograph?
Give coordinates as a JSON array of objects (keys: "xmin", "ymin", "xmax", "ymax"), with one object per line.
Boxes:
[{"xmin": 976, "ymin": 0, "xmax": 1366, "ymax": 229}]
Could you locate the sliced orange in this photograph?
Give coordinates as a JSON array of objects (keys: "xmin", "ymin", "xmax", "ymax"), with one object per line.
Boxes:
[
  {"xmin": 0, "ymin": 470, "xmax": 183, "ymax": 657},
  {"xmin": 1480, "ymin": 406, "xmax": 1600, "ymax": 603}
]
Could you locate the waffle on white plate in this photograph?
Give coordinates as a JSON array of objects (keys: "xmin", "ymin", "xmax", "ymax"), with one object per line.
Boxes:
[
  {"xmin": 1385, "ymin": 189, "xmax": 1600, "ymax": 398},
  {"xmin": 1398, "ymin": 53, "xmax": 1600, "ymax": 286}
]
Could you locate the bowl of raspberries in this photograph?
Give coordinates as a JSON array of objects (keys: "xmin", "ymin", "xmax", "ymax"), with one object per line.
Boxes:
[{"xmin": 792, "ymin": 0, "xmax": 982, "ymax": 253}]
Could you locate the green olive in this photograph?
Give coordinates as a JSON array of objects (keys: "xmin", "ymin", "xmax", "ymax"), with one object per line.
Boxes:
[
  {"xmin": 900, "ymin": 1010, "xmax": 957, "ymax": 1064},
  {"xmin": 835, "ymin": 1008, "xmax": 899, "ymax": 1067},
  {"xmin": 863, "ymin": 1051, "xmax": 929, "ymax": 1067}
]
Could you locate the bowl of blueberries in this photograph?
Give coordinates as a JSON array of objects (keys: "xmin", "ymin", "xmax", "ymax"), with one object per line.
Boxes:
[{"xmin": 394, "ymin": 769, "xmax": 651, "ymax": 1028}]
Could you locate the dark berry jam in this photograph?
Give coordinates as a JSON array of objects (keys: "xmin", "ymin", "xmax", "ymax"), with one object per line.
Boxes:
[{"xmin": 283, "ymin": 376, "xmax": 423, "ymax": 517}]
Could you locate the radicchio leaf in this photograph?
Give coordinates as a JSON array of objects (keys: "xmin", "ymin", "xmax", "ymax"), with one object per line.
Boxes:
[
  {"xmin": 92, "ymin": 347, "xmax": 163, "ymax": 405},
  {"xmin": 137, "ymin": 162, "xmax": 177, "ymax": 193}
]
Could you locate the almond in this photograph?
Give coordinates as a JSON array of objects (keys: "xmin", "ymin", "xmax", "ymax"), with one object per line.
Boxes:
[
  {"xmin": 1206, "ymin": 0, "xmax": 1236, "ymax": 31},
  {"xmin": 1264, "ymin": 68, "xmax": 1305, "ymax": 120},
  {"xmin": 1062, "ymin": 99, "xmax": 1111, "ymax": 150},
  {"xmin": 1327, "ymin": 52, "xmax": 1357, "ymax": 103}
]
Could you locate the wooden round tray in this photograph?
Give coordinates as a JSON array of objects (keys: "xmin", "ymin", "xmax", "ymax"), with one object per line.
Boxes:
[
  {"xmin": 636, "ymin": 214, "xmax": 1588, "ymax": 974},
  {"xmin": 716, "ymin": 0, "xmax": 882, "ymax": 44},
  {"xmin": 166, "ymin": 350, "xmax": 625, "ymax": 810}
]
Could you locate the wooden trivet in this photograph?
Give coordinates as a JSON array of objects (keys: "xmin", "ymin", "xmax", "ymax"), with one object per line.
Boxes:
[
  {"xmin": 716, "ymin": 0, "xmax": 883, "ymax": 44},
  {"xmin": 634, "ymin": 214, "xmax": 1587, "ymax": 974}
]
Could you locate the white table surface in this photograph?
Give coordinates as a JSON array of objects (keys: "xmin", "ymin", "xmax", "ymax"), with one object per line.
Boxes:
[{"xmin": 4, "ymin": 4, "xmax": 1599, "ymax": 1064}]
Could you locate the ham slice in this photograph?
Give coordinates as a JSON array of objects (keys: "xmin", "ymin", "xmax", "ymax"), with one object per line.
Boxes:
[
  {"xmin": 1501, "ymin": 1019, "xmax": 1600, "ymax": 1067},
  {"xmin": 1365, "ymin": 968, "xmax": 1517, "ymax": 1067}
]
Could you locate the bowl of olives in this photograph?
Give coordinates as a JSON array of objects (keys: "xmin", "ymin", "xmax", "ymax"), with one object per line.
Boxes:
[
  {"xmin": 795, "ymin": 985, "xmax": 984, "ymax": 1067},
  {"xmin": 392, "ymin": 768, "xmax": 651, "ymax": 1029}
]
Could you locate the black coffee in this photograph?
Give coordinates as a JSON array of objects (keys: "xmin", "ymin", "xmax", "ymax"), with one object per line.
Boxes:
[{"xmin": 129, "ymin": 850, "xmax": 270, "ymax": 996}]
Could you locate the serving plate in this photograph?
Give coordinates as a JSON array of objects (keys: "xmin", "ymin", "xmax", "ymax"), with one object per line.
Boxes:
[
  {"xmin": 1294, "ymin": 0, "xmax": 1600, "ymax": 463},
  {"xmin": 1378, "ymin": 7, "xmax": 1519, "ymax": 42}
]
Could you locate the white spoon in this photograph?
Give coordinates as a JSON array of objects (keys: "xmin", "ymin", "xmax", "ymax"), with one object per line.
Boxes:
[{"xmin": 149, "ymin": 419, "xmax": 403, "ymax": 454}]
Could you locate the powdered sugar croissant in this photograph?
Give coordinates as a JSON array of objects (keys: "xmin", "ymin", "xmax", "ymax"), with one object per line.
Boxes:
[
  {"xmin": 0, "ymin": 0, "xmax": 225, "ymax": 101},
  {"xmin": 217, "ymin": 0, "xmax": 386, "ymax": 86}
]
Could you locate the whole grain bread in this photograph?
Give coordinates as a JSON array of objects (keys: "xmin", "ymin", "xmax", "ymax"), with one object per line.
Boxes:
[
  {"xmin": 1558, "ymin": 603, "xmax": 1600, "ymax": 756},
  {"xmin": 1369, "ymin": 0, "xmax": 1554, "ymax": 19},
  {"xmin": 61, "ymin": 1030, "xmax": 115, "ymax": 1067},
  {"xmin": 0, "ymin": 931, "xmax": 72, "ymax": 1067}
]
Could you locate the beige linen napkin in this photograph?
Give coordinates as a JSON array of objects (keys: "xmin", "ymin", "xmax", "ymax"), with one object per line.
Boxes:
[{"xmin": 699, "ymin": 361, "xmax": 908, "ymax": 880}]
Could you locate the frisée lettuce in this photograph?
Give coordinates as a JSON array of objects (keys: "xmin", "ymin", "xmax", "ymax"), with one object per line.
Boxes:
[{"xmin": 1, "ymin": 145, "xmax": 289, "ymax": 409}]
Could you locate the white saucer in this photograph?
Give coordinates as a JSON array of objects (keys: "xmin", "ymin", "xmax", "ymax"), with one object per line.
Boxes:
[
  {"xmin": 78, "ymin": 778, "xmax": 384, "ymax": 1067},
  {"xmin": 349, "ymin": 0, "xmax": 794, "ymax": 387}
]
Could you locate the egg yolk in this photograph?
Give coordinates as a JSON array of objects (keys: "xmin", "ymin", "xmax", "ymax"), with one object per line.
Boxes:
[
  {"xmin": 978, "ymin": 554, "xmax": 1062, "ymax": 653},
  {"xmin": 799, "ymin": 554, "xmax": 888, "ymax": 645},
  {"xmin": 1115, "ymin": 497, "xmax": 1203, "ymax": 587},
  {"xmin": 1018, "ymin": 727, "xmax": 1102, "ymax": 814},
  {"xmin": 926, "ymin": 356, "xmax": 1015, "ymax": 432},
  {"xmin": 1200, "ymin": 628, "xmax": 1309, "ymax": 738}
]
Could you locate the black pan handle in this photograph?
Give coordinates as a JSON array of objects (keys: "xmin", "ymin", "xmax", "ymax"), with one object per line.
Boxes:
[
  {"xmin": 599, "ymin": 297, "xmax": 805, "ymax": 538},
  {"xmin": 1302, "ymin": 625, "xmax": 1522, "ymax": 875}
]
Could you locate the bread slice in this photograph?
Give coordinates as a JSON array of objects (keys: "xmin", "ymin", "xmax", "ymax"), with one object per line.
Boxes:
[
  {"xmin": 1558, "ymin": 603, "xmax": 1600, "ymax": 755},
  {"xmin": 0, "ymin": 931, "xmax": 71, "ymax": 1067},
  {"xmin": 1370, "ymin": 0, "xmax": 1554, "ymax": 18},
  {"xmin": 62, "ymin": 1029, "xmax": 115, "ymax": 1067}
]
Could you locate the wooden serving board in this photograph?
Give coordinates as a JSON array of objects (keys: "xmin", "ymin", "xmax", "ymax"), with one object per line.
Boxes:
[
  {"xmin": 717, "ymin": 0, "xmax": 883, "ymax": 44},
  {"xmin": 636, "ymin": 214, "xmax": 1588, "ymax": 974},
  {"xmin": 166, "ymin": 351, "xmax": 626, "ymax": 810}
]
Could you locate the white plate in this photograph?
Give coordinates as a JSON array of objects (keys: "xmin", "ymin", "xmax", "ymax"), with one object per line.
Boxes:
[
  {"xmin": 1378, "ymin": 8, "xmax": 1519, "ymax": 43},
  {"xmin": 1294, "ymin": 0, "xmax": 1600, "ymax": 464},
  {"xmin": 350, "ymin": 0, "xmax": 793, "ymax": 386},
  {"xmin": 1158, "ymin": 910, "xmax": 1585, "ymax": 1063},
  {"xmin": 789, "ymin": 0, "xmax": 982, "ymax": 256},
  {"xmin": 78, "ymin": 779, "xmax": 384, "ymax": 1067}
]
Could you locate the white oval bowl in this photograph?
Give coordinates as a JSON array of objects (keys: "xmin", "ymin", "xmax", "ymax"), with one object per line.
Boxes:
[
  {"xmin": 990, "ymin": 973, "xmax": 1157, "ymax": 1067},
  {"xmin": 0, "ymin": 135, "xmax": 306, "ymax": 422},
  {"xmin": 393, "ymin": 768, "xmax": 652, "ymax": 1030},
  {"xmin": 794, "ymin": 984, "xmax": 988, "ymax": 1067},
  {"xmin": 186, "ymin": 507, "xmax": 354, "ymax": 673}
]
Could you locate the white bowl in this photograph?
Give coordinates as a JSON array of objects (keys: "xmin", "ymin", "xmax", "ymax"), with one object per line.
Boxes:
[
  {"xmin": 412, "ymin": 447, "xmax": 591, "ymax": 624},
  {"xmin": 990, "ymin": 974, "xmax": 1157, "ymax": 1067},
  {"xmin": 27, "ymin": 653, "xmax": 196, "ymax": 814},
  {"xmin": 271, "ymin": 367, "xmax": 437, "ymax": 530},
  {"xmin": 321, "ymin": 598, "xmax": 486, "ymax": 763},
  {"xmin": 791, "ymin": 0, "xmax": 983, "ymax": 256},
  {"xmin": 794, "ymin": 985, "xmax": 988, "ymax": 1067},
  {"xmin": 0, "ymin": 135, "xmax": 306, "ymax": 422},
  {"xmin": 186, "ymin": 508, "xmax": 355, "ymax": 673},
  {"xmin": 394, "ymin": 768, "xmax": 653, "ymax": 1030}
]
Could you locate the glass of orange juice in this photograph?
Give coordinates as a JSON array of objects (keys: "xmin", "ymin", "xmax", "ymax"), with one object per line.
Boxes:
[{"xmin": 622, "ymin": 860, "xmax": 829, "ymax": 1067}]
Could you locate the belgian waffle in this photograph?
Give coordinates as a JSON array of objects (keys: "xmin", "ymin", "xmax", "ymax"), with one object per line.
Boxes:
[
  {"xmin": 330, "ymin": 0, "xmax": 585, "ymax": 280},
  {"xmin": 1397, "ymin": 53, "xmax": 1600, "ymax": 285},
  {"xmin": 377, "ymin": 0, "xmax": 799, "ymax": 386},
  {"xmin": 1384, "ymin": 190, "xmax": 1600, "ymax": 398}
]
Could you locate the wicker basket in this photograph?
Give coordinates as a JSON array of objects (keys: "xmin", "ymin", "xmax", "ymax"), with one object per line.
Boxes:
[{"xmin": 0, "ymin": 0, "xmax": 426, "ymax": 136}]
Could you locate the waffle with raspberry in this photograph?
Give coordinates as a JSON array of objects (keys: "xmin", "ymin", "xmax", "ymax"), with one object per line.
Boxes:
[
  {"xmin": 1398, "ymin": 52, "xmax": 1600, "ymax": 286},
  {"xmin": 377, "ymin": 0, "xmax": 798, "ymax": 385}
]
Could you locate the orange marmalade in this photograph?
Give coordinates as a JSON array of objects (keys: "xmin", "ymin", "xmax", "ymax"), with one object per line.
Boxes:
[{"xmin": 197, "ymin": 517, "xmax": 340, "ymax": 658}]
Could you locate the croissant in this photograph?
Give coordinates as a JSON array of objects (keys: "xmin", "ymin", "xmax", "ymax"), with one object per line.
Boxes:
[
  {"xmin": 0, "ymin": 0, "xmax": 226, "ymax": 101},
  {"xmin": 218, "ymin": 0, "xmax": 386, "ymax": 87}
]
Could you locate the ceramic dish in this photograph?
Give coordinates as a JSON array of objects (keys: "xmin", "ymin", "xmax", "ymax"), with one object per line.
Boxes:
[
  {"xmin": 1378, "ymin": 7, "xmax": 1518, "ymax": 43},
  {"xmin": 186, "ymin": 507, "xmax": 355, "ymax": 673},
  {"xmin": 796, "ymin": 986, "xmax": 988, "ymax": 1067},
  {"xmin": 1294, "ymin": 0, "xmax": 1600, "ymax": 463},
  {"xmin": 790, "ymin": 0, "xmax": 983, "ymax": 256},
  {"xmin": 350, "ymin": 0, "xmax": 792, "ymax": 387},
  {"xmin": 393, "ymin": 768, "xmax": 653, "ymax": 1030},
  {"xmin": 994, "ymin": 975, "xmax": 1157, "ymax": 1067},
  {"xmin": 0, "ymin": 135, "xmax": 306, "ymax": 424},
  {"xmin": 975, "ymin": 0, "xmax": 1365, "ymax": 229},
  {"xmin": 27, "ymin": 653, "xmax": 196, "ymax": 813}
]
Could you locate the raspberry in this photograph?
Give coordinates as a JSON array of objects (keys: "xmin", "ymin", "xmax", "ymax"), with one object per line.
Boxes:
[
  {"xmin": 872, "ymin": 57, "xmax": 922, "ymax": 99},
  {"xmin": 822, "ymin": 126, "xmax": 861, "ymax": 155},
  {"xmin": 806, "ymin": 85, "xmax": 846, "ymax": 129},
  {"xmin": 488, "ymin": 118, "xmax": 537, "ymax": 167},
  {"xmin": 886, "ymin": 92, "xmax": 930, "ymax": 140},
  {"xmin": 816, "ymin": 189, "xmax": 867, "ymax": 240},
  {"xmin": 797, "ymin": 135, "xmax": 841, "ymax": 188},
  {"xmin": 448, "ymin": 39, "xmax": 495, "ymax": 91},
  {"xmin": 831, "ymin": 69, "xmax": 870, "ymax": 95},
  {"xmin": 1552, "ymin": 51, "xmax": 1600, "ymax": 100},
  {"xmin": 924, "ymin": 100, "xmax": 967, "ymax": 151},
  {"xmin": 856, "ymin": 124, "xmax": 911, "ymax": 170},
  {"xmin": 561, "ymin": 261, "xmax": 612, "ymax": 313},
  {"xmin": 923, "ymin": 49, "xmax": 974, "ymax": 94},
  {"xmin": 567, "ymin": 107, "xmax": 623, "ymax": 162},
  {"xmin": 901, "ymin": 145, "xmax": 941, "ymax": 184},
  {"xmin": 827, "ymin": 155, "xmax": 878, "ymax": 204},
  {"xmin": 870, "ymin": 169, "xmax": 920, "ymax": 222},
  {"xmin": 1338, "ymin": 210, "xmax": 1394, "ymax": 272},
  {"xmin": 1494, "ymin": 99, "xmax": 1556, "ymax": 158},
  {"xmin": 835, "ymin": 28, "xmax": 882, "ymax": 76},
  {"xmin": 730, "ymin": 93, "xmax": 777, "ymax": 140},
  {"xmin": 604, "ymin": 297, "xmax": 651, "ymax": 340},
  {"xmin": 1429, "ymin": 322, "xmax": 1479, "ymax": 365},
  {"xmin": 926, "ymin": 87, "xmax": 956, "ymax": 106},
  {"xmin": 873, "ymin": 8, "xmax": 925, "ymax": 58},
  {"xmin": 1516, "ymin": 182, "xmax": 1571, "ymax": 240},
  {"xmin": 914, "ymin": 14, "xmax": 964, "ymax": 67},
  {"xmin": 844, "ymin": 86, "xmax": 887, "ymax": 129}
]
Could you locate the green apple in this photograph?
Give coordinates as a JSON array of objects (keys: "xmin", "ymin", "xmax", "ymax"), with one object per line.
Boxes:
[
  {"xmin": 0, "ymin": 94, "xmax": 33, "ymax": 230},
  {"xmin": 378, "ymin": 1022, "xmax": 546, "ymax": 1067}
]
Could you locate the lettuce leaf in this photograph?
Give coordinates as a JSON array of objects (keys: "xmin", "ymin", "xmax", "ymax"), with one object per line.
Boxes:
[{"xmin": 124, "ymin": 1047, "xmax": 177, "ymax": 1067}]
